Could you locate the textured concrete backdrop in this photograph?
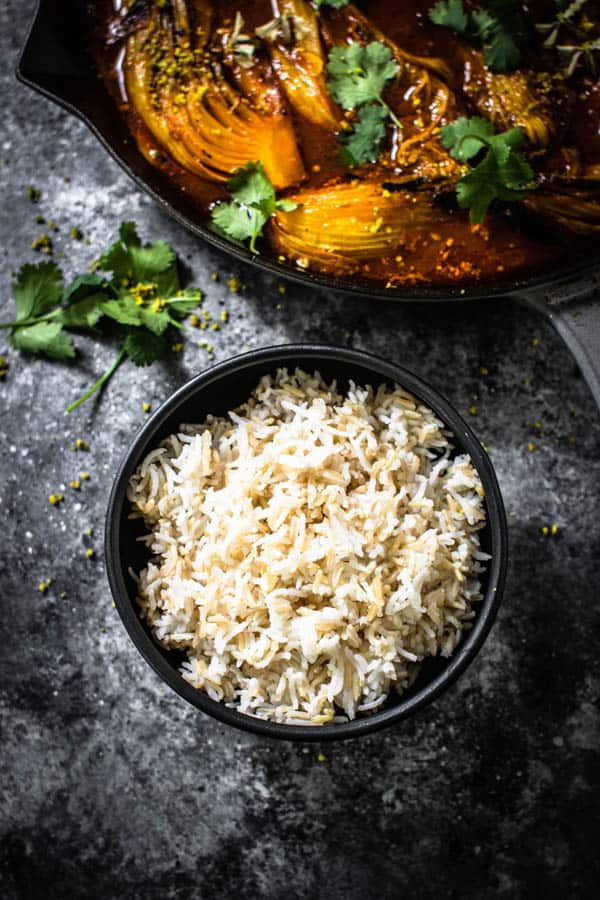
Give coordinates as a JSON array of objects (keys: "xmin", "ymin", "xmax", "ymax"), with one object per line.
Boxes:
[{"xmin": 1, "ymin": 2, "xmax": 599, "ymax": 898}]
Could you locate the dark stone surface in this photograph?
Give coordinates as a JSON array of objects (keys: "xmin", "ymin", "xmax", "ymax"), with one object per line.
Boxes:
[{"xmin": 1, "ymin": 3, "xmax": 599, "ymax": 898}]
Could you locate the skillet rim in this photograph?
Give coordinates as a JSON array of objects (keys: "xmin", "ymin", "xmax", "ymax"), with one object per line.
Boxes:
[{"xmin": 15, "ymin": 0, "xmax": 600, "ymax": 305}]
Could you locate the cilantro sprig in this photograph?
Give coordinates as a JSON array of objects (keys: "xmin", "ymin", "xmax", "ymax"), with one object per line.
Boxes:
[
  {"xmin": 440, "ymin": 117, "xmax": 535, "ymax": 222},
  {"xmin": 429, "ymin": 0, "xmax": 528, "ymax": 72},
  {"xmin": 0, "ymin": 223, "xmax": 201, "ymax": 412},
  {"xmin": 325, "ymin": 41, "xmax": 401, "ymax": 166},
  {"xmin": 211, "ymin": 161, "xmax": 298, "ymax": 253}
]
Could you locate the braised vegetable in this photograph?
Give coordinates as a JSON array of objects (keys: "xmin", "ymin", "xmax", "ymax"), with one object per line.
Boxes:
[
  {"xmin": 90, "ymin": 0, "xmax": 600, "ymax": 288},
  {"xmin": 122, "ymin": 0, "xmax": 305, "ymax": 188}
]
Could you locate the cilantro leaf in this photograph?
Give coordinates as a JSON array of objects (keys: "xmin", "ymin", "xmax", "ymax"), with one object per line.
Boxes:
[
  {"xmin": 325, "ymin": 41, "xmax": 401, "ymax": 166},
  {"xmin": 11, "ymin": 262, "xmax": 63, "ymax": 322},
  {"xmin": 339, "ymin": 104, "xmax": 389, "ymax": 165},
  {"xmin": 428, "ymin": 0, "xmax": 527, "ymax": 73},
  {"xmin": 326, "ymin": 42, "xmax": 398, "ymax": 110},
  {"xmin": 495, "ymin": 141, "xmax": 534, "ymax": 189},
  {"xmin": 152, "ymin": 261, "xmax": 181, "ymax": 297},
  {"xmin": 96, "ymin": 221, "xmax": 176, "ymax": 288},
  {"xmin": 122, "ymin": 329, "xmax": 167, "ymax": 366},
  {"xmin": 63, "ymin": 273, "xmax": 106, "ymax": 303},
  {"xmin": 10, "ymin": 321, "xmax": 75, "ymax": 360},
  {"xmin": 455, "ymin": 153, "xmax": 504, "ymax": 224},
  {"xmin": 227, "ymin": 161, "xmax": 276, "ymax": 208},
  {"xmin": 119, "ymin": 221, "xmax": 141, "ymax": 248},
  {"xmin": 100, "ymin": 296, "xmax": 144, "ymax": 326},
  {"xmin": 2, "ymin": 222, "xmax": 200, "ymax": 412},
  {"xmin": 211, "ymin": 161, "xmax": 297, "ymax": 253},
  {"xmin": 139, "ymin": 307, "xmax": 173, "ymax": 335},
  {"xmin": 96, "ymin": 234, "xmax": 132, "ymax": 283},
  {"xmin": 128, "ymin": 240, "xmax": 176, "ymax": 284},
  {"xmin": 484, "ymin": 27, "xmax": 521, "ymax": 72},
  {"xmin": 212, "ymin": 202, "xmax": 268, "ymax": 252},
  {"xmin": 59, "ymin": 274, "xmax": 107, "ymax": 328},
  {"xmin": 441, "ymin": 116, "xmax": 535, "ymax": 223},
  {"xmin": 60, "ymin": 295, "xmax": 105, "ymax": 328},
  {"xmin": 429, "ymin": 0, "xmax": 469, "ymax": 33},
  {"xmin": 440, "ymin": 116, "xmax": 495, "ymax": 160}
]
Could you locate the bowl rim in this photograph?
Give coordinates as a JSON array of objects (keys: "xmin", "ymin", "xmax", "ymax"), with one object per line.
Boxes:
[{"xmin": 105, "ymin": 344, "xmax": 508, "ymax": 741}]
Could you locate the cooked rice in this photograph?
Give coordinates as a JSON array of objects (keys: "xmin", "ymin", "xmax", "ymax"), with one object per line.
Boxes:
[{"xmin": 127, "ymin": 368, "xmax": 488, "ymax": 725}]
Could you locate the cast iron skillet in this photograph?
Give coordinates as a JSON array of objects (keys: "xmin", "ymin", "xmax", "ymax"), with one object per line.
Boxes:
[
  {"xmin": 16, "ymin": 0, "xmax": 600, "ymax": 406},
  {"xmin": 105, "ymin": 345, "xmax": 508, "ymax": 740}
]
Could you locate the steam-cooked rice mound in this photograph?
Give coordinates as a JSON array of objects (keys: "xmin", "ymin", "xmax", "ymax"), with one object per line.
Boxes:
[{"xmin": 128, "ymin": 369, "xmax": 488, "ymax": 724}]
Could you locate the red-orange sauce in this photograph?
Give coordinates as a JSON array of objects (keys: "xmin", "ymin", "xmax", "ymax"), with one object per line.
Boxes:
[{"xmin": 89, "ymin": 0, "xmax": 599, "ymax": 289}]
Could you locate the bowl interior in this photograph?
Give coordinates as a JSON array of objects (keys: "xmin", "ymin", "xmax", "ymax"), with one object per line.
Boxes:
[{"xmin": 107, "ymin": 347, "xmax": 507, "ymax": 740}]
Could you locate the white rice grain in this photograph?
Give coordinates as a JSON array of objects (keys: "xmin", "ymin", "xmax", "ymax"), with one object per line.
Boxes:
[{"xmin": 127, "ymin": 369, "xmax": 488, "ymax": 724}]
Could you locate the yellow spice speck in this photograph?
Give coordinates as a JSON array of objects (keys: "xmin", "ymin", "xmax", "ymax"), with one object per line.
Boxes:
[
  {"xmin": 69, "ymin": 479, "xmax": 81, "ymax": 491},
  {"xmin": 85, "ymin": 548, "xmax": 95, "ymax": 560},
  {"xmin": 468, "ymin": 405, "xmax": 477, "ymax": 415},
  {"xmin": 48, "ymin": 493, "xmax": 64, "ymax": 506},
  {"xmin": 531, "ymin": 338, "xmax": 539, "ymax": 347},
  {"xmin": 143, "ymin": 402, "xmax": 151, "ymax": 413},
  {"xmin": 171, "ymin": 342, "xmax": 183, "ymax": 353},
  {"xmin": 227, "ymin": 277, "xmax": 243, "ymax": 293},
  {"xmin": 551, "ymin": 523, "xmax": 559, "ymax": 536},
  {"xmin": 317, "ymin": 754, "xmax": 327, "ymax": 762},
  {"xmin": 80, "ymin": 472, "xmax": 90, "ymax": 481},
  {"xmin": 479, "ymin": 366, "xmax": 489, "ymax": 376},
  {"xmin": 189, "ymin": 313, "xmax": 200, "ymax": 327},
  {"xmin": 542, "ymin": 526, "xmax": 549, "ymax": 536}
]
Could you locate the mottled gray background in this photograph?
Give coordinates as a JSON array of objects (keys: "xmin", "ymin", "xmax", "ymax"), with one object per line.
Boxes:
[{"xmin": 1, "ymin": 2, "xmax": 599, "ymax": 898}]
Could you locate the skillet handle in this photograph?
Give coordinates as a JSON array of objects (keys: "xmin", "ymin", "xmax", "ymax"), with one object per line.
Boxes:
[{"xmin": 521, "ymin": 289, "xmax": 600, "ymax": 410}]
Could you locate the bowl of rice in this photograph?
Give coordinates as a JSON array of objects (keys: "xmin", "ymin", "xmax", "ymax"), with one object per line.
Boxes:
[{"xmin": 106, "ymin": 345, "xmax": 507, "ymax": 740}]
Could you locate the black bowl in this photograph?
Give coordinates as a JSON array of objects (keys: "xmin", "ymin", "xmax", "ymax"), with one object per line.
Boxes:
[{"xmin": 105, "ymin": 345, "xmax": 508, "ymax": 741}]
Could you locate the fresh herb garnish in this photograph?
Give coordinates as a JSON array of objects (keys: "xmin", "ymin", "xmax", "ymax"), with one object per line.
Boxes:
[
  {"xmin": 536, "ymin": 0, "xmax": 600, "ymax": 77},
  {"xmin": 326, "ymin": 41, "xmax": 401, "ymax": 166},
  {"xmin": 429, "ymin": 0, "xmax": 528, "ymax": 73},
  {"xmin": 440, "ymin": 116, "xmax": 535, "ymax": 223},
  {"xmin": 228, "ymin": 12, "xmax": 256, "ymax": 69},
  {"xmin": 0, "ymin": 223, "xmax": 201, "ymax": 411},
  {"xmin": 339, "ymin": 105, "xmax": 389, "ymax": 165},
  {"xmin": 211, "ymin": 161, "xmax": 298, "ymax": 253}
]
